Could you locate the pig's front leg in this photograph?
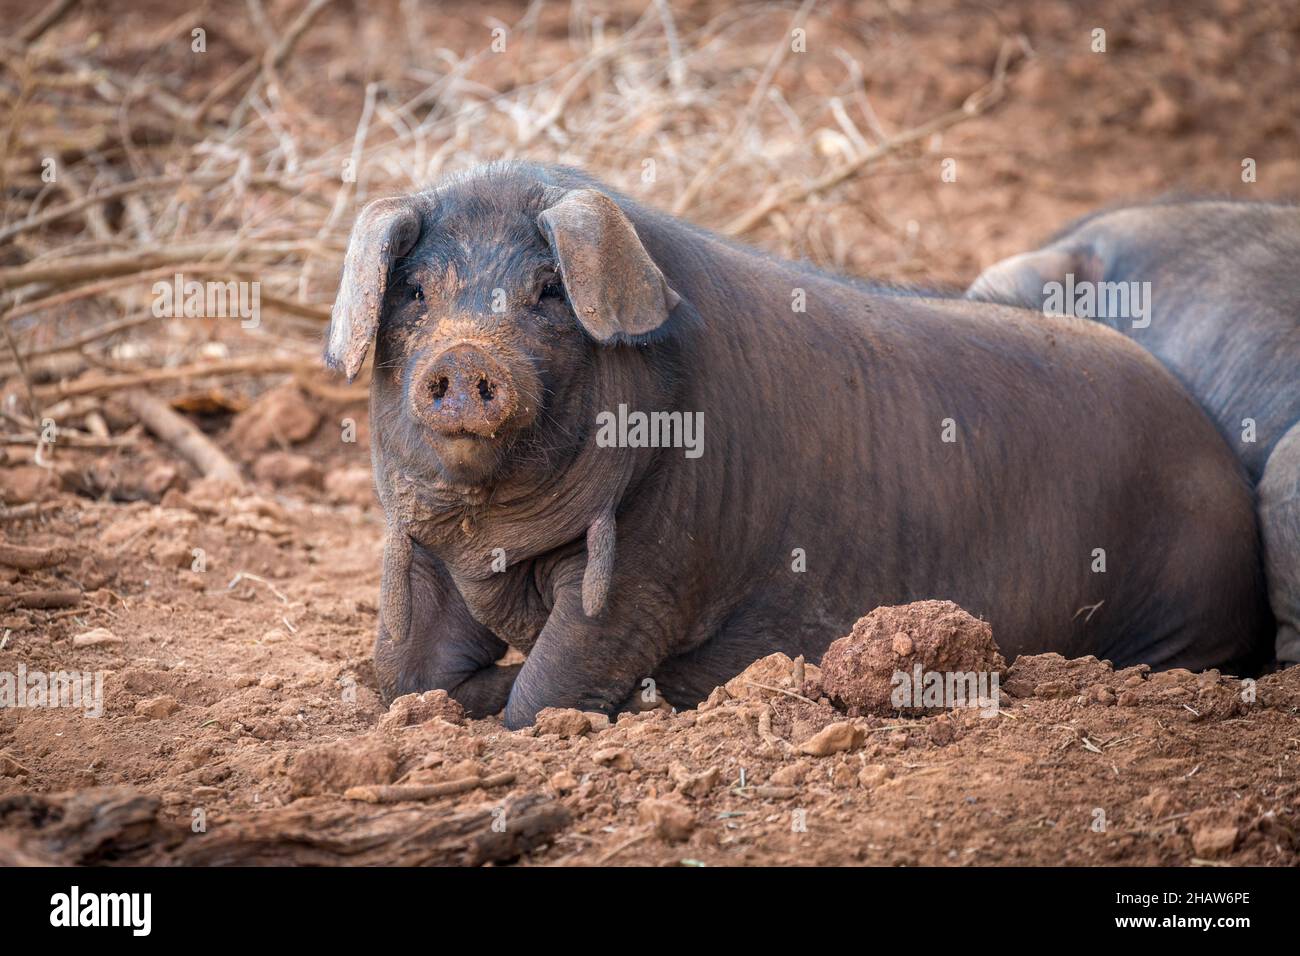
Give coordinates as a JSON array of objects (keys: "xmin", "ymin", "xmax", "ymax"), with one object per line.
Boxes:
[
  {"xmin": 502, "ymin": 562, "xmax": 666, "ymax": 730},
  {"xmin": 373, "ymin": 536, "xmax": 518, "ymax": 717}
]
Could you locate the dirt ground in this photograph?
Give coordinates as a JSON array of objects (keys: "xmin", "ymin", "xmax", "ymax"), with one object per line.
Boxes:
[{"xmin": 2, "ymin": 0, "xmax": 1298, "ymax": 866}]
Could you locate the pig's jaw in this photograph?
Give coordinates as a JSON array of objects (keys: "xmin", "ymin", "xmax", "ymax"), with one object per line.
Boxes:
[{"xmin": 426, "ymin": 432, "xmax": 505, "ymax": 490}]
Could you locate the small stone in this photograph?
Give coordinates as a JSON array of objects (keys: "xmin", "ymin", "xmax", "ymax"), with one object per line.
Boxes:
[
  {"xmin": 858, "ymin": 764, "xmax": 894, "ymax": 788},
  {"xmin": 1089, "ymin": 684, "xmax": 1117, "ymax": 706},
  {"xmin": 549, "ymin": 770, "xmax": 579, "ymax": 793},
  {"xmin": 378, "ymin": 690, "xmax": 466, "ymax": 730},
  {"xmin": 669, "ymin": 763, "xmax": 720, "ymax": 797},
  {"xmin": 892, "ymin": 634, "xmax": 914, "ymax": 656},
  {"xmin": 927, "ymin": 716, "xmax": 955, "ymax": 746},
  {"xmin": 73, "ymin": 627, "xmax": 122, "ymax": 648},
  {"xmin": 591, "ymin": 748, "xmax": 634, "ymax": 771},
  {"xmin": 135, "ymin": 695, "xmax": 179, "ymax": 719},
  {"xmin": 831, "ymin": 763, "xmax": 858, "ymax": 789},
  {"xmin": 0, "ymin": 465, "xmax": 59, "ymax": 504},
  {"xmin": 534, "ymin": 708, "xmax": 592, "ymax": 738},
  {"xmin": 253, "ymin": 451, "xmax": 323, "ymax": 488},
  {"xmin": 228, "ymin": 384, "xmax": 320, "ymax": 456},
  {"xmin": 769, "ymin": 762, "xmax": 810, "ymax": 787},
  {"xmin": 798, "ymin": 721, "xmax": 865, "ymax": 757},
  {"xmin": 638, "ymin": 798, "xmax": 695, "ymax": 842},
  {"xmin": 1191, "ymin": 826, "xmax": 1239, "ymax": 859}
]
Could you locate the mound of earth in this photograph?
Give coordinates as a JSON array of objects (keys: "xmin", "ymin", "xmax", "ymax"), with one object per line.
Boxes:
[{"xmin": 820, "ymin": 601, "xmax": 1007, "ymax": 715}]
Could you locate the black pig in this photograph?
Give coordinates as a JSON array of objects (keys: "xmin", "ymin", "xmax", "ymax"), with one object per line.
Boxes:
[
  {"xmin": 326, "ymin": 165, "xmax": 1269, "ymax": 728},
  {"xmin": 968, "ymin": 199, "xmax": 1299, "ymax": 664}
]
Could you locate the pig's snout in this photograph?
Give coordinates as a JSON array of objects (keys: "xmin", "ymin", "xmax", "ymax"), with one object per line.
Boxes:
[{"xmin": 416, "ymin": 344, "xmax": 517, "ymax": 437}]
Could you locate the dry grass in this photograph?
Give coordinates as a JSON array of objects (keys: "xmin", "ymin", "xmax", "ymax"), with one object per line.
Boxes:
[{"xmin": 0, "ymin": 0, "xmax": 1028, "ymax": 432}]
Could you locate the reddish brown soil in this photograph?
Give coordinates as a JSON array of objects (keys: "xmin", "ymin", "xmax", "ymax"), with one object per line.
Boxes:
[{"xmin": 2, "ymin": 0, "xmax": 1298, "ymax": 866}]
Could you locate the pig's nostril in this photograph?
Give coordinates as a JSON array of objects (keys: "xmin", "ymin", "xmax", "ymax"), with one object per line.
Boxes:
[
  {"xmin": 477, "ymin": 377, "xmax": 495, "ymax": 403},
  {"xmin": 431, "ymin": 376, "xmax": 449, "ymax": 401}
]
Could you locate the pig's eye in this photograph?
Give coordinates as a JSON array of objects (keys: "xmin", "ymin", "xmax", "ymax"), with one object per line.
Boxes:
[
  {"xmin": 540, "ymin": 280, "xmax": 563, "ymax": 301},
  {"xmin": 411, "ymin": 284, "xmax": 424, "ymax": 301}
]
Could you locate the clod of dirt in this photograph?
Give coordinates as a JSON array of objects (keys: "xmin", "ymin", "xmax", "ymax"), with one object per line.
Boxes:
[
  {"xmin": 591, "ymin": 748, "xmax": 633, "ymax": 771},
  {"xmin": 549, "ymin": 770, "xmax": 578, "ymax": 794},
  {"xmin": 722, "ymin": 651, "xmax": 820, "ymax": 701},
  {"xmin": 821, "ymin": 600, "xmax": 1006, "ymax": 715},
  {"xmin": 227, "ymin": 383, "xmax": 321, "ymax": 456},
  {"xmin": 797, "ymin": 721, "xmax": 866, "ymax": 756},
  {"xmin": 287, "ymin": 737, "xmax": 399, "ymax": 798},
  {"xmin": 378, "ymin": 690, "xmax": 465, "ymax": 730},
  {"xmin": 253, "ymin": 451, "xmax": 323, "ymax": 489},
  {"xmin": 669, "ymin": 763, "xmax": 720, "ymax": 797},
  {"xmin": 1002, "ymin": 652, "xmax": 1134, "ymax": 699},
  {"xmin": 533, "ymin": 707, "xmax": 592, "ymax": 738},
  {"xmin": 858, "ymin": 764, "xmax": 893, "ymax": 788},
  {"xmin": 0, "ymin": 465, "xmax": 58, "ymax": 504},
  {"xmin": 638, "ymin": 798, "xmax": 695, "ymax": 842},
  {"xmin": 134, "ymin": 695, "xmax": 179, "ymax": 720},
  {"xmin": 1191, "ymin": 825, "xmax": 1240, "ymax": 859}
]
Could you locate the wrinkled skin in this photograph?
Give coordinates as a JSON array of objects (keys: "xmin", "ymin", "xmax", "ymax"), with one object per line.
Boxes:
[
  {"xmin": 326, "ymin": 164, "xmax": 1270, "ymax": 729},
  {"xmin": 967, "ymin": 200, "xmax": 1299, "ymax": 664}
]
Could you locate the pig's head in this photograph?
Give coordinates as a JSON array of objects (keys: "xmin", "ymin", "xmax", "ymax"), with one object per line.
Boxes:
[
  {"xmin": 324, "ymin": 169, "xmax": 681, "ymax": 490},
  {"xmin": 966, "ymin": 244, "xmax": 1106, "ymax": 311}
]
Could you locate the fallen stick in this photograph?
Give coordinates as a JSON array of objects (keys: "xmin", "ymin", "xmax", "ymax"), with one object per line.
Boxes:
[
  {"xmin": 35, "ymin": 355, "xmax": 311, "ymax": 400},
  {"xmin": 2, "ymin": 589, "xmax": 81, "ymax": 611},
  {"xmin": 0, "ymin": 239, "xmax": 326, "ymax": 291},
  {"xmin": 0, "ymin": 174, "xmax": 330, "ymax": 246},
  {"xmin": 0, "ymin": 501, "xmax": 63, "ymax": 521},
  {"xmin": 0, "ymin": 542, "xmax": 70, "ymax": 570},
  {"xmin": 2, "ymin": 432, "xmax": 136, "ymax": 449},
  {"xmin": 344, "ymin": 772, "xmax": 517, "ymax": 804},
  {"xmin": 121, "ymin": 389, "xmax": 243, "ymax": 485},
  {"xmin": 2, "ymin": 313, "xmax": 155, "ymax": 364},
  {"xmin": 17, "ymin": 0, "xmax": 80, "ymax": 45}
]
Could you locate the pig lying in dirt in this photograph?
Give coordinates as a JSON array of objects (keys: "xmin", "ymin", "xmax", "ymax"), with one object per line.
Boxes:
[
  {"xmin": 325, "ymin": 163, "xmax": 1269, "ymax": 728},
  {"xmin": 967, "ymin": 200, "xmax": 1299, "ymax": 665}
]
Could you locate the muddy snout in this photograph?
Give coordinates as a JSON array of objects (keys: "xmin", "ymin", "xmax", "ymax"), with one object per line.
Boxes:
[{"xmin": 413, "ymin": 344, "xmax": 520, "ymax": 437}]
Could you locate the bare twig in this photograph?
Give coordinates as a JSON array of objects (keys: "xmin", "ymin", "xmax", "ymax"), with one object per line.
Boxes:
[
  {"xmin": 121, "ymin": 389, "xmax": 244, "ymax": 485},
  {"xmin": 344, "ymin": 772, "xmax": 516, "ymax": 804}
]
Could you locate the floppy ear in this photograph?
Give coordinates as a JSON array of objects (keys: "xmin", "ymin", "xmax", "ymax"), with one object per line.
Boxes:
[
  {"xmin": 537, "ymin": 188, "xmax": 681, "ymax": 343},
  {"xmin": 966, "ymin": 245, "xmax": 1103, "ymax": 311},
  {"xmin": 325, "ymin": 197, "xmax": 423, "ymax": 382}
]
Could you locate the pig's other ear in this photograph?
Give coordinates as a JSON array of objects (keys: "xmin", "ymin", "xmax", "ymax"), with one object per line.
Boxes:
[
  {"xmin": 537, "ymin": 188, "xmax": 681, "ymax": 344},
  {"xmin": 965, "ymin": 245, "xmax": 1102, "ymax": 310},
  {"xmin": 325, "ymin": 197, "xmax": 423, "ymax": 382}
]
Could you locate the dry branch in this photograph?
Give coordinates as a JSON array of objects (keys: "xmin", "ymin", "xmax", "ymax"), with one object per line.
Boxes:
[
  {"xmin": 0, "ymin": 240, "xmax": 327, "ymax": 291},
  {"xmin": 344, "ymin": 771, "xmax": 517, "ymax": 804},
  {"xmin": 1, "ymin": 589, "xmax": 82, "ymax": 611},
  {"xmin": 0, "ymin": 542, "xmax": 71, "ymax": 570},
  {"xmin": 170, "ymin": 791, "xmax": 569, "ymax": 866},
  {"xmin": 120, "ymin": 390, "xmax": 243, "ymax": 485},
  {"xmin": 16, "ymin": 0, "xmax": 80, "ymax": 45},
  {"xmin": 34, "ymin": 355, "xmax": 312, "ymax": 400}
]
